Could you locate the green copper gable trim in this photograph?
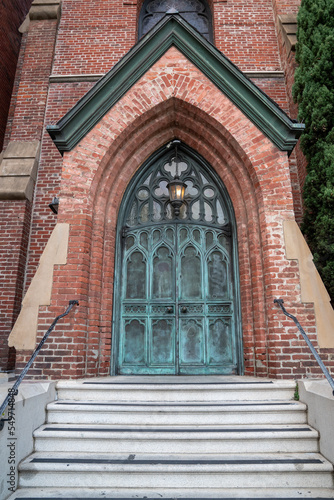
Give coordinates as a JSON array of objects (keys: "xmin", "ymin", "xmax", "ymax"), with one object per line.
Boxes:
[{"xmin": 47, "ymin": 14, "xmax": 304, "ymax": 155}]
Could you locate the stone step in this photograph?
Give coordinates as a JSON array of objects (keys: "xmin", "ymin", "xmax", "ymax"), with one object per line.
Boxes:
[
  {"xmin": 47, "ymin": 400, "xmax": 307, "ymax": 425},
  {"xmin": 7, "ymin": 487, "xmax": 334, "ymax": 498},
  {"xmin": 18, "ymin": 452, "xmax": 334, "ymax": 489},
  {"xmin": 10, "ymin": 376, "xmax": 334, "ymax": 499},
  {"xmin": 33, "ymin": 423, "xmax": 319, "ymax": 454},
  {"xmin": 56, "ymin": 378, "xmax": 296, "ymax": 402}
]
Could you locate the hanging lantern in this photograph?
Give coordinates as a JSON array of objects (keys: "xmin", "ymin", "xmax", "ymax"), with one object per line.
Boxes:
[
  {"xmin": 167, "ymin": 176, "xmax": 187, "ymax": 216},
  {"xmin": 166, "ymin": 139, "xmax": 186, "ymax": 216}
]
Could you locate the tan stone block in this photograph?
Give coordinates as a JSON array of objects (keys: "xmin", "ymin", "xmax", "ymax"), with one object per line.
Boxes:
[
  {"xmin": 3, "ymin": 140, "xmax": 40, "ymax": 159},
  {"xmin": 279, "ymin": 14, "xmax": 297, "ymax": 24},
  {"xmin": 29, "ymin": 0, "xmax": 61, "ymax": 21},
  {"xmin": 287, "ymin": 34, "xmax": 297, "ymax": 50},
  {"xmin": 19, "ymin": 14, "xmax": 30, "ymax": 33},
  {"xmin": 8, "ymin": 307, "xmax": 40, "ymax": 350},
  {"xmin": 22, "ymin": 224, "xmax": 69, "ymax": 308},
  {"xmin": 32, "ymin": 0, "xmax": 60, "ymax": 4},
  {"xmin": 8, "ymin": 224, "xmax": 70, "ymax": 350},
  {"xmin": 284, "ymin": 220, "xmax": 334, "ymax": 348},
  {"xmin": 284, "ymin": 24, "xmax": 298, "ymax": 34},
  {"xmin": 0, "ymin": 141, "xmax": 40, "ymax": 200},
  {"xmin": 0, "ymin": 176, "xmax": 35, "ymax": 201},
  {"xmin": 278, "ymin": 15, "xmax": 297, "ymax": 53},
  {"xmin": 1, "ymin": 158, "xmax": 38, "ymax": 178}
]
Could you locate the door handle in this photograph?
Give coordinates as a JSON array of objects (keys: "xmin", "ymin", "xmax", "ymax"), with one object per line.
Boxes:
[
  {"xmin": 181, "ymin": 306, "xmax": 188, "ymax": 313},
  {"xmin": 165, "ymin": 306, "xmax": 173, "ymax": 314}
]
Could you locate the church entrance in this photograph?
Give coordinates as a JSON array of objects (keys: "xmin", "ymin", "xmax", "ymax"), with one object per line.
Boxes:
[{"xmin": 113, "ymin": 142, "xmax": 243, "ymax": 375}]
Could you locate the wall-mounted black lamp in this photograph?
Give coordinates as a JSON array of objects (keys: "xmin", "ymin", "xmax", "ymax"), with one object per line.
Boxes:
[
  {"xmin": 49, "ymin": 196, "xmax": 59, "ymax": 214},
  {"xmin": 167, "ymin": 140, "xmax": 187, "ymax": 216}
]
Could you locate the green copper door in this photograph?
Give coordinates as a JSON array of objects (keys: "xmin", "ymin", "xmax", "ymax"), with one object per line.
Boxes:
[{"xmin": 113, "ymin": 143, "xmax": 243, "ymax": 375}]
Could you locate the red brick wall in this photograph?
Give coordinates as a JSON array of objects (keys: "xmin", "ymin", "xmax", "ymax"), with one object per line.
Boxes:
[
  {"xmin": 249, "ymin": 77, "xmax": 289, "ymax": 114},
  {"xmin": 0, "ymin": 0, "xmax": 32, "ymax": 151},
  {"xmin": 0, "ymin": 15, "xmax": 59, "ymax": 371},
  {"xmin": 0, "ymin": 201, "xmax": 31, "ymax": 371},
  {"xmin": 14, "ymin": 48, "xmax": 333, "ymax": 380},
  {"xmin": 8, "ymin": 20, "xmax": 58, "ymax": 142},
  {"xmin": 3, "ymin": 34, "xmax": 28, "ymax": 151},
  {"xmin": 212, "ymin": 0, "xmax": 281, "ymax": 71},
  {"xmin": 8, "ymin": 0, "xmax": 292, "ymax": 288},
  {"xmin": 8, "ymin": 16, "xmax": 60, "ymax": 290},
  {"xmin": 24, "ymin": 82, "xmax": 94, "ymax": 292},
  {"xmin": 270, "ymin": 0, "xmax": 307, "ymax": 222},
  {"xmin": 14, "ymin": 0, "xmax": 292, "ymax": 293},
  {"xmin": 51, "ymin": 0, "xmax": 137, "ymax": 77},
  {"xmin": 6, "ymin": 0, "xmax": 333, "ymax": 380}
]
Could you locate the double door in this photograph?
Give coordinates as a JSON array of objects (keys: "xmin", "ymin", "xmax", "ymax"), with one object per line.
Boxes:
[{"xmin": 118, "ymin": 224, "xmax": 237, "ymax": 374}]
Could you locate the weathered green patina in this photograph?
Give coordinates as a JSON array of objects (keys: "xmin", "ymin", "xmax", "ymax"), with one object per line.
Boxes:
[
  {"xmin": 112, "ymin": 143, "xmax": 243, "ymax": 375},
  {"xmin": 47, "ymin": 13, "xmax": 304, "ymax": 155}
]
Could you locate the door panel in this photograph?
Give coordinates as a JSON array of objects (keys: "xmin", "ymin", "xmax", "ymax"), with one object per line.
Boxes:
[
  {"xmin": 151, "ymin": 318, "xmax": 175, "ymax": 365},
  {"xmin": 180, "ymin": 245, "xmax": 202, "ymax": 299},
  {"xmin": 208, "ymin": 317, "xmax": 233, "ymax": 364},
  {"xmin": 152, "ymin": 246, "xmax": 174, "ymax": 299},
  {"xmin": 125, "ymin": 251, "xmax": 146, "ymax": 299},
  {"xmin": 123, "ymin": 319, "xmax": 146, "ymax": 365},
  {"xmin": 177, "ymin": 226, "xmax": 235, "ymax": 374},
  {"xmin": 180, "ymin": 317, "xmax": 204, "ymax": 365},
  {"xmin": 120, "ymin": 227, "xmax": 176, "ymax": 374}
]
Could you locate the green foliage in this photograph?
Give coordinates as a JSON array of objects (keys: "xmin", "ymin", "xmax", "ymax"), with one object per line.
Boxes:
[
  {"xmin": 293, "ymin": 0, "xmax": 334, "ymax": 302},
  {"xmin": 294, "ymin": 382, "xmax": 299, "ymax": 401}
]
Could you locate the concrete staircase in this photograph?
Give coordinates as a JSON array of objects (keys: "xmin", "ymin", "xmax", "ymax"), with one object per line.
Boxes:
[{"xmin": 8, "ymin": 376, "xmax": 334, "ymax": 499}]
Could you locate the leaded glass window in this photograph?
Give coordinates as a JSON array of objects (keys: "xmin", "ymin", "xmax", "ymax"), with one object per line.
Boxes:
[
  {"xmin": 124, "ymin": 142, "xmax": 230, "ymax": 231},
  {"xmin": 139, "ymin": 0, "xmax": 213, "ymax": 42}
]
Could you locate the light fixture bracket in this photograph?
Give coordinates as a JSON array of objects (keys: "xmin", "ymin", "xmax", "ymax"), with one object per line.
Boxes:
[{"xmin": 49, "ymin": 196, "xmax": 59, "ymax": 214}]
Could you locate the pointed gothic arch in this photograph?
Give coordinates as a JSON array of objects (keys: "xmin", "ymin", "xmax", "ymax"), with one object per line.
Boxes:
[{"xmin": 111, "ymin": 141, "xmax": 243, "ymax": 375}]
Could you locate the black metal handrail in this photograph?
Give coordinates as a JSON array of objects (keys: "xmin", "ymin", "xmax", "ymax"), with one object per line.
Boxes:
[
  {"xmin": 274, "ymin": 298, "xmax": 334, "ymax": 395},
  {"xmin": 0, "ymin": 300, "xmax": 79, "ymax": 430}
]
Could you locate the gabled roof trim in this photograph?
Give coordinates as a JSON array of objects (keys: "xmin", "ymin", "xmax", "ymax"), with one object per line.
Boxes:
[{"xmin": 47, "ymin": 14, "xmax": 304, "ymax": 155}]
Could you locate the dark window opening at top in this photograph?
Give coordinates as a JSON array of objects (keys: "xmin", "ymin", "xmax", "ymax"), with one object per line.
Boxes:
[{"xmin": 139, "ymin": 0, "xmax": 213, "ymax": 42}]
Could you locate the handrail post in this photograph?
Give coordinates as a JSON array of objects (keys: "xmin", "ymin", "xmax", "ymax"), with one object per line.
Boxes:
[
  {"xmin": 0, "ymin": 300, "xmax": 79, "ymax": 430},
  {"xmin": 274, "ymin": 298, "xmax": 334, "ymax": 396}
]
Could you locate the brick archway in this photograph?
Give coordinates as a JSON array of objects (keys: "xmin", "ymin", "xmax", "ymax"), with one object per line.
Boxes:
[
  {"xmin": 15, "ymin": 41, "xmax": 306, "ymax": 380},
  {"xmin": 14, "ymin": 85, "xmax": 308, "ymax": 379},
  {"xmin": 53, "ymin": 87, "xmax": 295, "ymax": 378},
  {"xmin": 112, "ymin": 141, "xmax": 243, "ymax": 375}
]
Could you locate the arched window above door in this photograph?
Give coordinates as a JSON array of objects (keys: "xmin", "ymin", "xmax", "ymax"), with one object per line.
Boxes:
[
  {"xmin": 125, "ymin": 141, "xmax": 230, "ymax": 230},
  {"xmin": 138, "ymin": 0, "xmax": 213, "ymax": 42}
]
